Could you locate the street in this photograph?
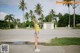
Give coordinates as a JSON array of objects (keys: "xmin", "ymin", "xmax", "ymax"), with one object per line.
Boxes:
[{"xmin": 0, "ymin": 28, "xmax": 80, "ymax": 42}]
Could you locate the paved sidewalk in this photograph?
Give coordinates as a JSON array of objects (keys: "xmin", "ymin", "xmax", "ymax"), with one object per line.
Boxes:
[{"xmin": 2, "ymin": 45, "xmax": 80, "ymax": 53}]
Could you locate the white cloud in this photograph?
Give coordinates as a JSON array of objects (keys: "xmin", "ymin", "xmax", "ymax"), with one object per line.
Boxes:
[
  {"xmin": 0, "ymin": 12, "xmax": 8, "ymax": 20},
  {"xmin": 0, "ymin": 12, "xmax": 23, "ymax": 22},
  {"xmin": 0, "ymin": 0, "xmax": 80, "ymax": 17},
  {"xmin": 0, "ymin": 0, "xmax": 20, "ymax": 5}
]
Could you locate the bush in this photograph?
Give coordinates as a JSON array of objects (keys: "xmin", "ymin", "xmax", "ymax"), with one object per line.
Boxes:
[
  {"xmin": 25, "ymin": 21, "xmax": 30, "ymax": 27},
  {"xmin": 29, "ymin": 21, "xmax": 34, "ymax": 28},
  {"xmin": 0, "ymin": 20, "xmax": 8, "ymax": 29},
  {"xmin": 25, "ymin": 21, "xmax": 34, "ymax": 28},
  {"xmin": 10, "ymin": 22, "xmax": 15, "ymax": 29},
  {"xmin": 0, "ymin": 20, "xmax": 16, "ymax": 29}
]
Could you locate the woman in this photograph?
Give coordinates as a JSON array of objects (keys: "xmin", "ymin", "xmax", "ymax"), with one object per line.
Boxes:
[{"xmin": 34, "ymin": 19, "xmax": 40, "ymax": 52}]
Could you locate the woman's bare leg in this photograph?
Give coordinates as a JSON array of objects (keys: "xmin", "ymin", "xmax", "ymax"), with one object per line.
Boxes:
[
  {"xmin": 35, "ymin": 31, "xmax": 40, "ymax": 52},
  {"xmin": 35, "ymin": 31, "xmax": 38, "ymax": 49}
]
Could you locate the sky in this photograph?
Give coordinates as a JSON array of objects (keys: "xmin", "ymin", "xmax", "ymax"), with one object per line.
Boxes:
[{"xmin": 0, "ymin": 0, "xmax": 80, "ymax": 22}]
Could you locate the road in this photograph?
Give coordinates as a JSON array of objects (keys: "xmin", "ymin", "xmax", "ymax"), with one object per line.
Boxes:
[
  {"xmin": 0, "ymin": 28, "xmax": 80, "ymax": 53},
  {"xmin": 0, "ymin": 28, "xmax": 80, "ymax": 42}
]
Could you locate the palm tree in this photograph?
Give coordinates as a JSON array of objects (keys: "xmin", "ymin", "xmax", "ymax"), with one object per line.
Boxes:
[
  {"xmin": 50, "ymin": 9, "xmax": 55, "ymax": 15},
  {"xmin": 19, "ymin": 0, "xmax": 27, "ymax": 22},
  {"xmin": 35, "ymin": 3, "xmax": 43, "ymax": 28},
  {"xmin": 16, "ymin": 19, "xmax": 20, "ymax": 23},
  {"xmin": 38, "ymin": 14, "xmax": 44, "ymax": 28},
  {"xmin": 32, "ymin": 14, "xmax": 36, "ymax": 23},
  {"xmin": 29, "ymin": 10, "xmax": 33, "ymax": 21},
  {"xmin": 63, "ymin": 0, "xmax": 72, "ymax": 27},
  {"xmin": 38, "ymin": 14, "xmax": 44, "ymax": 22},
  {"xmin": 72, "ymin": 0, "xmax": 76, "ymax": 28},
  {"xmin": 50, "ymin": 9, "xmax": 55, "ymax": 22},
  {"xmin": 25, "ymin": 12, "xmax": 29, "ymax": 21},
  {"xmin": 71, "ymin": 0, "xmax": 79, "ymax": 28},
  {"xmin": 14, "ymin": 18, "xmax": 20, "ymax": 28},
  {"xmin": 5, "ymin": 14, "xmax": 14, "ymax": 29},
  {"xmin": 35, "ymin": 3, "xmax": 42, "ymax": 16},
  {"xmin": 50, "ymin": 9, "xmax": 56, "ymax": 28}
]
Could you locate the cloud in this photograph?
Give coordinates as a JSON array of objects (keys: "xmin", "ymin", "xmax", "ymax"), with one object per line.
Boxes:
[
  {"xmin": 0, "ymin": 0, "xmax": 80, "ymax": 17},
  {"xmin": 0, "ymin": 12, "xmax": 8, "ymax": 20},
  {"xmin": 0, "ymin": 0, "xmax": 20, "ymax": 5},
  {"xmin": 0, "ymin": 12, "xmax": 23, "ymax": 22}
]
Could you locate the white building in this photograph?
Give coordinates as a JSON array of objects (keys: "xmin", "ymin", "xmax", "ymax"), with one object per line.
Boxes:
[{"xmin": 43, "ymin": 22, "xmax": 54, "ymax": 29}]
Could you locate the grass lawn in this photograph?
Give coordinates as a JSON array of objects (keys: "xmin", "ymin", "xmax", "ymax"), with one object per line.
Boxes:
[{"xmin": 43, "ymin": 37, "xmax": 80, "ymax": 46}]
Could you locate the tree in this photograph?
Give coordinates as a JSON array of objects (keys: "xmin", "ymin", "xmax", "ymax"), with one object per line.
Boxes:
[
  {"xmin": 19, "ymin": 0, "xmax": 27, "ymax": 22},
  {"xmin": 57, "ymin": 13, "xmax": 63, "ymax": 19},
  {"xmin": 63, "ymin": 0, "xmax": 72, "ymax": 27},
  {"xmin": 58, "ymin": 13, "xmax": 80, "ymax": 27},
  {"xmin": 71, "ymin": 0, "xmax": 78, "ymax": 28},
  {"xmin": 32, "ymin": 15, "xmax": 36, "ymax": 23},
  {"xmin": 45, "ymin": 14, "xmax": 53, "ymax": 22},
  {"xmin": 63, "ymin": 0, "xmax": 78, "ymax": 28},
  {"xmin": 35, "ymin": 3, "xmax": 43, "ymax": 22},
  {"xmin": 35, "ymin": 3, "xmax": 42, "ymax": 15},
  {"xmin": 45, "ymin": 9, "xmax": 55, "ymax": 22},
  {"xmin": 14, "ymin": 18, "xmax": 20, "ymax": 28},
  {"xmin": 58, "ymin": 13, "xmax": 69, "ymax": 27},
  {"xmin": 25, "ymin": 12, "xmax": 29, "ymax": 21},
  {"xmin": 35, "ymin": 3, "xmax": 43, "ymax": 29},
  {"xmin": 4, "ymin": 14, "xmax": 14, "ymax": 29},
  {"xmin": 29, "ymin": 10, "xmax": 33, "ymax": 20},
  {"xmin": 50, "ymin": 9, "xmax": 55, "ymax": 15},
  {"xmin": 16, "ymin": 19, "xmax": 20, "ymax": 23},
  {"xmin": 0, "ymin": 20, "xmax": 8, "ymax": 29},
  {"xmin": 38, "ymin": 14, "xmax": 44, "ymax": 22},
  {"xmin": 38, "ymin": 14, "xmax": 45, "ymax": 28},
  {"xmin": 50, "ymin": 9, "xmax": 55, "ymax": 22}
]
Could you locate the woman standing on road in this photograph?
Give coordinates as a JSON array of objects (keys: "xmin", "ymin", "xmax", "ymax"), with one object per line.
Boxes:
[{"xmin": 33, "ymin": 18, "xmax": 40, "ymax": 52}]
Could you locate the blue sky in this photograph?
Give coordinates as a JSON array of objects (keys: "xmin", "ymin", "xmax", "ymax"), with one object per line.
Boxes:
[{"xmin": 0, "ymin": 0, "xmax": 80, "ymax": 22}]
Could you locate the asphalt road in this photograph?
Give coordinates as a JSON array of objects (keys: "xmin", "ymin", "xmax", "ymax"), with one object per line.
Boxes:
[
  {"xmin": 0, "ymin": 28, "xmax": 80, "ymax": 42},
  {"xmin": 0, "ymin": 28, "xmax": 80, "ymax": 53}
]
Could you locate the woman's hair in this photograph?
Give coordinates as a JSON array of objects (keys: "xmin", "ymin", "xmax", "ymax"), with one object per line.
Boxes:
[{"xmin": 33, "ymin": 18, "xmax": 38, "ymax": 24}]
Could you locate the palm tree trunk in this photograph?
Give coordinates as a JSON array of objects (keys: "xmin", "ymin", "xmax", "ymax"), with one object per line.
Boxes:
[
  {"xmin": 68, "ymin": 7, "xmax": 70, "ymax": 27},
  {"xmin": 23, "ymin": 11, "xmax": 24, "ymax": 22},
  {"xmin": 9, "ymin": 20, "xmax": 10, "ymax": 29},
  {"xmin": 73, "ymin": 7, "xmax": 75, "ymax": 28},
  {"xmin": 73, "ymin": 0, "xmax": 75, "ymax": 28},
  {"xmin": 23, "ymin": 11, "xmax": 25, "ymax": 27}
]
